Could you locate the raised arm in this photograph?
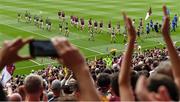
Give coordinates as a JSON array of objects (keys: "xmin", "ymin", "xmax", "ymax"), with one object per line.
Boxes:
[
  {"xmin": 162, "ymin": 5, "xmax": 180, "ymax": 91},
  {"xmin": 118, "ymin": 13, "xmax": 136, "ymax": 101},
  {"xmin": 0, "ymin": 38, "xmax": 32, "ymax": 70},
  {"xmin": 52, "ymin": 37, "xmax": 100, "ymax": 101}
]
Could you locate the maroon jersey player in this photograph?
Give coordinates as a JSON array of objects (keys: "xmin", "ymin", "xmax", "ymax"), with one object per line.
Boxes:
[
  {"xmin": 99, "ymin": 20, "xmax": 103, "ymax": 33},
  {"xmin": 70, "ymin": 16, "xmax": 74, "ymax": 25},
  {"xmin": 75, "ymin": 17, "xmax": 79, "ymax": 28},
  {"xmin": 61, "ymin": 11, "xmax": 65, "ymax": 21},
  {"xmin": 88, "ymin": 18, "xmax": 92, "ymax": 30},
  {"xmin": 80, "ymin": 18, "xmax": 85, "ymax": 30},
  {"xmin": 94, "ymin": 20, "xmax": 98, "ymax": 32},
  {"xmin": 58, "ymin": 11, "xmax": 62, "ymax": 20},
  {"xmin": 108, "ymin": 21, "xmax": 112, "ymax": 34}
]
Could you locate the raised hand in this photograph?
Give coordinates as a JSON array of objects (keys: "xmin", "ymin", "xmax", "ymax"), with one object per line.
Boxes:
[
  {"xmin": 162, "ymin": 5, "xmax": 180, "ymax": 92},
  {"xmin": 0, "ymin": 38, "xmax": 32, "ymax": 69},
  {"xmin": 123, "ymin": 12, "xmax": 136, "ymax": 41},
  {"xmin": 51, "ymin": 37, "xmax": 85, "ymax": 72},
  {"xmin": 162, "ymin": 5, "xmax": 170, "ymax": 36},
  {"xmin": 51, "ymin": 37, "xmax": 100, "ymax": 101},
  {"xmin": 118, "ymin": 13, "xmax": 136, "ymax": 101}
]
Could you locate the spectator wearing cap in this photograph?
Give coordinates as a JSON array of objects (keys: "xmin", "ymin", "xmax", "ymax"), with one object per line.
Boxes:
[{"xmin": 49, "ymin": 79, "xmax": 62, "ymax": 102}]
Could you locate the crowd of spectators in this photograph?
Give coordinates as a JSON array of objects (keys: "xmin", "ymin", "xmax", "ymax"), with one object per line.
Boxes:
[{"xmin": 0, "ymin": 5, "xmax": 180, "ymax": 101}]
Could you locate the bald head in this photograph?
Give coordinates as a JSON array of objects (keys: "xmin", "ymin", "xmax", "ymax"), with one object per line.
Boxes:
[{"xmin": 8, "ymin": 93, "xmax": 22, "ymax": 101}]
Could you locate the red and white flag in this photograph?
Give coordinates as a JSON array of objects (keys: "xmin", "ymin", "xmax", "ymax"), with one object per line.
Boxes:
[
  {"xmin": 145, "ymin": 7, "xmax": 152, "ymax": 21},
  {"xmin": 1, "ymin": 64, "xmax": 15, "ymax": 87}
]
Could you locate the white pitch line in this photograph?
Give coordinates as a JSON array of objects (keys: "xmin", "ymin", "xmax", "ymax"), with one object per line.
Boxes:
[
  {"xmin": 16, "ymin": 62, "xmax": 58, "ymax": 70},
  {"xmin": 29, "ymin": 60, "xmax": 41, "ymax": 65},
  {"xmin": 0, "ymin": 23, "xmax": 104, "ymax": 54}
]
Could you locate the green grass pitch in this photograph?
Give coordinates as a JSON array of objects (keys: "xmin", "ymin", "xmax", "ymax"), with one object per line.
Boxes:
[{"xmin": 0, "ymin": 0, "xmax": 180, "ymax": 75}]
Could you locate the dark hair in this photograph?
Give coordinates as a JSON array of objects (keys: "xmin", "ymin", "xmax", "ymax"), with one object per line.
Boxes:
[
  {"xmin": 91, "ymin": 74, "xmax": 97, "ymax": 82},
  {"xmin": 177, "ymin": 47, "xmax": 180, "ymax": 52},
  {"xmin": 63, "ymin": 85, "xmax": 74, "ymax": 94},
  {"xmin": 152, "ymin": 61, "xmax": 159, "ymax": 68},
  {"xmin": 142, "ymin": 65, "xmax": 151, "ymax": 72},
  {"xmin": 114, "ymin": 68, "xmax": 119, "ymax": 73},
  {"xmin": 134, "ymin": 65, "xmax": 142, "ymax": 71},
  {"xmin": 0, "ymin": 83, "xmax": 7, "ymax": 101},
  {"xmin": 91, "ymin": 70, "xmax": 95, "ymax": 75},
  {"xmin": 138, "ymin": 70, "xmax": 150, "ymax": 78},
  {"xmin": 95, "ymin": 69, "xmax": 100, "ymax": 75},
  {"xmin": 148, "ymin": 74, "xmax": 179, "ymax": 101},
  {"xmin": 131, "ymin": 71, "xmax": 139, "ymax": 91},
  {"xmin": 111, "ymin": 73, "xmax": 119, "ymax": 96},
  {"xmin": 103, "ymin": 69, "xmax": 112, "ymax": 74},
  {"xmin": 97, "ymin": 73, "xmax": 111, "ymax": 88}
]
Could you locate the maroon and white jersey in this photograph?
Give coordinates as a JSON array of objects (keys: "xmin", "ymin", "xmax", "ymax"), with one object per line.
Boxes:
[
  {"xmin": 75, "ymin": 17, "xmax": 79, "ymax": 23},
  {"xmin": 58, "ymin": 11, "xmax": 61, "ymax": 16},
  {"xmin": 88, "ymin": 19, "xmax": 92, "ymax": 25},
  {"xmin": 100, "ymin": 22, "xmax": 103, "ymax": 28},
  {"xmin": 80, "ymin": 18, "xmax": 85, "ymax": 25},
  {"xmin": 94, "ymin": 21, "xmax": 98, "ymax": 27},
  {"xmin": 62, "ymin": 12, "xmax": 65, "ymax": 18},
  {"xmin": 108, "ymin": 22, "xmax": 112, "ymax": 28}
]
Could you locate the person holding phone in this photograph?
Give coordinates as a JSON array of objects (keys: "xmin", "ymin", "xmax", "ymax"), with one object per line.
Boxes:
[{"xmin": 0, "ymin": 37, "xmax": 100, "ymax": 101}]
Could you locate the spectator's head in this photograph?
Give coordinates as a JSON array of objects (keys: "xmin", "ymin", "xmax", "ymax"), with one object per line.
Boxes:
[
  {"xmin": 177, "ymin": 47, "xmax": 180, "ymax": 53},
  {"xmin": 62, "ymin": 78, "xmax": 78, "ymax": 95},
  {"xmin": 131, "ymin": 71, "xmax": 139, "ymax": 91},
  {"xmin": 152, "ymin": 60, "xmax": 159, "ymax": 70},
  {"xmin": 151, "ymin": 61, "xmax": 173, "ymax": 79},
  {"xmin": 51, "ymin": 79, "xmax": 61, "ymax": 96},
  {"xmin": 97, "ymin": 73, "xmax": 111, "ymax": 94},
  {"xmin": 134, "ymin": 65, "xmax": 142, "ymax": 71},
  {"xmin": 111, "ymin": 73, "xmax": 119, "ymax": 97},
  {"xmin": 95, "ymin": 68, "xmax": 100, "ymax": 75},
  {"xmin": 114, "ymin": 67, "xmax": 119, "ymax": 73},
  {"xmin": 43, "ymin": 79, "xmax": 48, "ymax": 91},
  {"xmin": 142, "ymin": 64, "xmax": 151, "ymax": 72},
  {"xmin": 17, "ymin": 85, "xmax": 26, "ymax": 101},
  {"xmin": 103, "ymin": 69, "xmax": 112, "ymax": 74},
  {"xmin": 92, "ymin": 74, "xmax": 97, "ymax": 83},
  {"xmin": 47, "ymin": 92, "xmax": 53, "ymax": 100},
  {"xmin": 148, "ymin": 74, "xmax": 179, "ymax": 101},
  {"xmin": 8, "ymin": 93, "xmax": 22, "ymax": 101},
  {"xmin": 24, "ymin": 74, "xmax": 43, "ymax": 98},
  {"xmin": 138, "ymin": 70, "xmax": 150, "ymax": 78}
]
